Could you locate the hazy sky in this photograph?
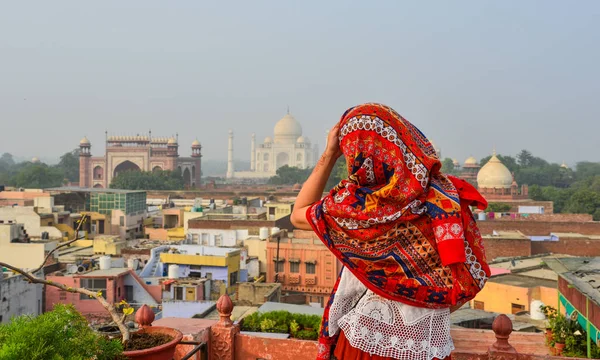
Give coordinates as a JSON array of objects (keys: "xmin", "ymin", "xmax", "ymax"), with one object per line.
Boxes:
[{"xmin": 1, "ymin": 1, "xmax": 598, "ymax": 166}]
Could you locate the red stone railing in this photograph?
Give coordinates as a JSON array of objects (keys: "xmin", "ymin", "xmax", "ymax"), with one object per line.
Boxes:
[{"xmin": 158, "ymin": 294, "xmax": 576, "ymax": 360}]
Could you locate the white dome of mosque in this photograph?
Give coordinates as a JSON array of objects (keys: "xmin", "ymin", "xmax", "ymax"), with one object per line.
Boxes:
[
  {"xmin": 477, "ymin": 153, "xmax": 513, "ymax": 189},
  {"xmin": 464, "ymin": 156, "xmax": 478, "ymax": 166},
  {"xmin": 296, "ymin": 136, "xmax": 310, "ymax": 144},
  {"xmin": 79, "ymin": 136, "xmax": 90, "ymax": 145},
  {"xmin": 452, "ymin": 159, "xmax": 460, "ymax": 166},
  {"xmin": 264, "ymin": 136, "xmax": 273, "ymax": 143},
  {"xmin": 274, "ymin": 113, "xmax": 302, "ymax": 143},
  {"xmin": 31, "ymin": 157, "xmax": 40, "ymax": 163},
  {"xmin": 167, "ymin": 137, "xmax": 177, "ymax": 145},
  {"xmin": 192, "ymin": 139, "xmax": 201, "ymax": 146}
]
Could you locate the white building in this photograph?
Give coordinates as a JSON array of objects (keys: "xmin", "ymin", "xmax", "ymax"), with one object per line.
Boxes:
[
  {"xmin": 0, "ymin": 223, "xmax": 58, "ymax": 271},
  {"xmin": 227, "ymin": 112, "xmax": 318, "ymax": 179},
  {"xmin": 0, "ymin": 272, "xmax": 44, "ymax": 323}
]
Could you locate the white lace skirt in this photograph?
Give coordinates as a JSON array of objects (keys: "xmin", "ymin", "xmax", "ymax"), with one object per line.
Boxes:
[{"xmin": 329, "ymin": 269, "xmax": 454, "ymax": 360}]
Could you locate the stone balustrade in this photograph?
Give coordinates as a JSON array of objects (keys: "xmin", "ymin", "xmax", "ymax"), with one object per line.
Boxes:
[{"xmin": 160, "ymin": 294, "xmax": 566, "ymax": 360}]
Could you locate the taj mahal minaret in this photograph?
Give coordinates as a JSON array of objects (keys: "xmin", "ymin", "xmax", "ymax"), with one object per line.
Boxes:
[{"xmin": 226, "ymin": 111, "xmax": 316, "ymax": 180}]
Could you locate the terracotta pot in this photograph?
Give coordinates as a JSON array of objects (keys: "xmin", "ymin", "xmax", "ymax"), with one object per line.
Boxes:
[
  {"xmin": 123, "ymin": 326, "xmax": 183, "ymax": 360},
  {"xmin": 549, "ymin": 346, "xmax": 556, "ymax": 356},
  {"xmin": 554, "ymin": 342, "xmax": 566, "ymax": 356},
  {"xmin": 545, "ymin": 329, "xmax": 553, "ymax": 343}
]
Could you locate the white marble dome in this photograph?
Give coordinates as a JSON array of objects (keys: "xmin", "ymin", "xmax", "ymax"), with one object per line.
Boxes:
[
  {"xmin": 274, "ymin": 114, "xmax": 302, "ymax": 143},
  {"xmin": 477, "ymin": 154, "xmax": 513, "ymax": 189}
]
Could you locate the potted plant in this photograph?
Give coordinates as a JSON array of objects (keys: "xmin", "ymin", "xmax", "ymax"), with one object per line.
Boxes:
[
  {"xmin": 552, "ymin": 313, "xmax": 568, "ymax": 356},
  {"xmin": 540, "ymin": 305, "xmax": 557, "ymax": 344},
  {"xmin": 0, "ymin": 215, "xmax": 182, "ymax": 360}
]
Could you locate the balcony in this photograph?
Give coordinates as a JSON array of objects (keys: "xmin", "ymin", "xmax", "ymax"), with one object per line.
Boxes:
[{"xmin": 153, "ymin": 294, "xmax": 558, "ymax": 360}]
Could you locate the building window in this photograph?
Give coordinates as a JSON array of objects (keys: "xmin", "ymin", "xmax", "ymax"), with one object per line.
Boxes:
[
  {"xmin": 274, "ymin": 260, "xmax": 284, "ymax": 273},
  {"xmin": 229, "ymin": 272, "xmax": 238, "ymax": 286},
  {"xmin": 474, "ymin": 300, "xmax": 484, "ymax": 310},
  {"xmin": 511, "ymin": 303, "xmax": 526, "ymax": 314},
  {"xmin": 174, "ymin": 286, "xmax": 184, "ymax": 300},
  {"xmin": 59, "ymin": 291, "xmax": 67, "ymax": 301},
  {"xmin": 306, "ymin": 263, "xmax": 316, "ymax": 274},
  {"xmin": 201, "ymin": 233, "xmax": 209, "ymax": 245},
  {"xmin": 263, "ymin": 153, "xmax": 269, "ymax": 161},
  {"xmin": 192, "ymin": 233, "xmax": 199, "ymax": 244},
  {"xmin": 290, "ymin": 262, "xmax": 300, "ymax": 273},
  {"xmin": 215, "ymin": 235, "xmax": 222, "ymax": 247},
  {"xmin": 120, "ymin": 216, "xmax": 125, "ymax": 227},
  {"xmin": 79, "ymin": 279, "xmax": 107, "ymax": 300}
]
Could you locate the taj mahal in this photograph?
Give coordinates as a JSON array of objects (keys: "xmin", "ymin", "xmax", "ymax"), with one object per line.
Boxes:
[{"xmin": 226, "ymin": 112, "xmax": 319, "ymax": 179}]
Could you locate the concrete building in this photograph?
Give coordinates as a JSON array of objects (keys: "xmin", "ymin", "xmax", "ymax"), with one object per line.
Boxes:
[
  {"xmin": 0, "ymin": 271, "xmax": 44, "ymax": 324},
  {"xmin": 227, "ymin": 112, "xmax": 318, "ymax": 180},
  {"xmin": 0, "ymin": 206, "xmax": 65, "ymax": 240},
  {"xmin": 77, "ymin": 134, "xmax": 202, "ymax": 189},
  {"xmin": 266, "ymin": 229, "xmax": 343, "ymax": 307},
  {"xmin": 48, "ymin": 187, "xmax": 148, "ymax": 240},
  {"xmin": 46, "ymin": 265, "xmax": 160, "ymax": 322},
  {"xmin": 158, "ymin": 245, "xmax": 241, "ymax": 296},
  {"xmin": 0, "ymin": 223, "xmax": 58, "ymax": 270}
]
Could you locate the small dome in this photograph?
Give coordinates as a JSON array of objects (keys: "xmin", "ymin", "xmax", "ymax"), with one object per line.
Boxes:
[
  {"xmin": 477, "ymin": 154, "xmax": 513, "ymax": 189},
  {"xmin": 292, "ymin": 183, "xmax": 302, "ymax": 191},
  {"xmin": 561, "ymin": 162, "xmax": 569, "ymax": 169},
  {"xmin": 452, "ymin": 159, "xmax": 460, "ymax": 166},
  {"xmin": 464, "ymin": 156, "xmax": 478, "ymax": 166},
  {"xmin": 192, "ymin": 139, "xmax": 201, "ymax": 147},
  {"xmin": 31, "ymin": 157, "xmax": 40, "ymax": 163},
  {"xmin": 296, "ymin": 136, "xmax": 310, "ymax": 144},
  {"xmin": 264, "ymin": 136, "xmax": 273, "ymax": 143},
  {"xmin": 168, "ymin": 137, "xmax": 177, "ymax": 145},
  {"xmin": 274, "ymin": 113, "xmax": 302, "ymax": 143},
  {"xmin": 79, "ymin": 136, "xmax": 90, "ymax": 145}
]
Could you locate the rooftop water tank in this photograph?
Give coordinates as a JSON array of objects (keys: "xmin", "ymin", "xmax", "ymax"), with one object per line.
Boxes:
[
  {"xmin": 99, "ymin": 256, "xmax": 111, "ymax": 270},
  {"xmin": 530, "ymin": 300, "xmax": 545, "ymax": 320},
  {"xmin": 270, "ymin": 227, "xmax": 280, "ymax": 235},
  {"xmin": 259, "ymin": 227, "xmax": 269, "ymax": 240},
  {"xmin": 168, "ymin": 264, "xmax": 180, "ymax": 279}
]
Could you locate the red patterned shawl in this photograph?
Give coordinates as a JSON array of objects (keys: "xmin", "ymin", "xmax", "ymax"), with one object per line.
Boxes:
[{"xmin": 307, "ymin": 104, "xmax": 491, "ymax": 359}]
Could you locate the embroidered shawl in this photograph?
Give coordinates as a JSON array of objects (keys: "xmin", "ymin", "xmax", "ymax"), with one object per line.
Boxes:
[{"xmin": 305, "ymin": 103, "xmax": 491, "ymax": 359}]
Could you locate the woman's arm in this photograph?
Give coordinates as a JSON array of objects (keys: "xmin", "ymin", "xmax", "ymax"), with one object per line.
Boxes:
[{"xmin": 290, "ymin": 123, "xmax": 343, "ymax": 230}]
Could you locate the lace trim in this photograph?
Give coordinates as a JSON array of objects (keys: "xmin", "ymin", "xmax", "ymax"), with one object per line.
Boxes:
[{"xmin": 330, "ymin": 269, "xmax": 454, "ymax": 360}]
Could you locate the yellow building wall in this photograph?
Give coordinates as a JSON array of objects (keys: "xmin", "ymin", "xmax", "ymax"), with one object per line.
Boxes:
[
  {"xmin": 167, "ymin": 227, "xmax": 185, "ymax": 240},
  {"xmin": 160, "ymin": 253, "xmax": 228, "ymax": 266},
  {"xmin": 73, "ymin": 240, "xmax": 94, "ymax": 247},
  {"xmin": 470, "ymin": 282, "xmax": 531, "ymax": 314},
  {"xmin": 55, "ymin": 224, "xmax": 75, "ymax": 241},
  {"xmin": 245, "ymin": 239, "xmax": 267, "ymax": 273},
  {"xmin": 266, "ymin": 203, "xmax": 294, "ymax": 220}
]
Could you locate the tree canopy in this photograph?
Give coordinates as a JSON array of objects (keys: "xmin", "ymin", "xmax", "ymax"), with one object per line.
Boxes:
[
  {"xmin": 0, "ymin": 150, "xmax": 80, "ymax": 188},
  {"xmin": 110, "ymin": 169, "xmax": 184, "ymax": 190}
]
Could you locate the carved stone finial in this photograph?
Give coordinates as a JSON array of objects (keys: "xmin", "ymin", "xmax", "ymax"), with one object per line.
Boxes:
[
  {"xmin": 135, "ymin": 304, "xmax": 155, "ymax": 328},
  {"xmin": 217, "ymin": 294, "xmax": 233, "ymax": 325},
  {"xmin": 490, "ymin": 314, "xmax": 517, "ymax": 353}
]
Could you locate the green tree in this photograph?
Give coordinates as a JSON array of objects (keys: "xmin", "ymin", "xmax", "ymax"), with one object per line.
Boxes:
[
  {"xmin": 575, "ymin": 162, "xmax": 600, "ymax": 181},
  {"xmin": 564, "ymin": 189, "xmax": 600, "ymax": 220},
  {"xmin": 268, "ymin": 165, "xmax": 313, "ymax": 185},
  {"xmin": 110, "ymin": 169, "xmax": 184, "ymax": 190},
  {"xmin": 56, "ymin": 149, "xmax": 80, "ymax": 183},
  {"xmin": 10, "ymin": 163, "xmax": 64, "ymax": 188},
  {"xmin": 486, "ymin": 203, "xmax": 511, "ymax": 213},
  {"xmin": 516, "ymin": 149, "xmax": 534, "ymax": 167},
  {"xmin": 441, "ymin": 158, "xmax": 456, "ymax": 175}
]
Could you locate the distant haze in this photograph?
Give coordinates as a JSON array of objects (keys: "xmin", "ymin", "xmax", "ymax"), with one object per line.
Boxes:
[{"xmin": 1, "ymin": 1, "xmax": 598, "ymax": 167}]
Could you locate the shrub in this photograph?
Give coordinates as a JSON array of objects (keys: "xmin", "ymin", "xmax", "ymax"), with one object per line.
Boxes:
[
  {"xmin": 240, "ymin": 311, "xmax": 321, "ymax": 340},
  {"xmin": 0, "ymin": 304, "xmax": 123, "ymax": 360}
]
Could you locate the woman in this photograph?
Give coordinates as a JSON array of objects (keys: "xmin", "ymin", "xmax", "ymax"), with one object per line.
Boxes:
[{"xmin": 291, "ymin": 103, "xmax": 490, "ymax": 360}]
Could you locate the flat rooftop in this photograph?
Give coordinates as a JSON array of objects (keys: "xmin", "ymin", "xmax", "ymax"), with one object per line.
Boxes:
[
  {"xmin": 489, "ymin": 273, "xmax": 557, "ymax": 288},
  {"xmin": 80, "ymin": 268, "xmax": 130, "ymax": 277}
]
